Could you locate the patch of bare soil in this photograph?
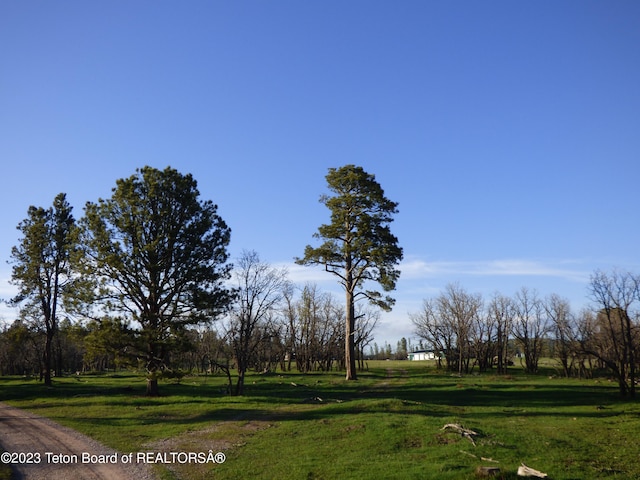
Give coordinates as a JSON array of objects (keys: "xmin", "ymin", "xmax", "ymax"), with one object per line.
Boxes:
[
  {"xmin": 0, "ymin": 402, "xmax": 156, "ymax": 480},
  {"xmin": 143, "ymin": 418, "xmax": 273, "ymax": 479}
]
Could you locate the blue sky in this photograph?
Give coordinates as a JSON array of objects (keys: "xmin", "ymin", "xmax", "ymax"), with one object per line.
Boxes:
[{"xmin": 1, "ymin": 1, "xmax": 639, "ymax": 345}]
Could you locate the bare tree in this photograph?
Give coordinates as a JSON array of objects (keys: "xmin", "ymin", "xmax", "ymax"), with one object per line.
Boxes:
[
  {"xmin": 574, "ymin": 309, "xmax": 601, "ymax": 378},
  {"xmin": 227, "ymin": 250, "xmax": 289, "ymax": 395},
  {"xmin": 288, "ymin": 284, "xmax": 324, "ymax": 373},
  {"xmin": 544, "ymin": 294, "xmax": 577, "ymax": 377},
  {"xmin": 284, "ymin": 284, "xmax": 343, "ymax": 373},
  {"xmin": 354, "ymin": 305, "xmax": 380, "ymax": 370},
  {"xmin": 411, "ymin": 298, "xmax": 456, "ymax": 370},
  {"xmin": 581, "ymin": 270, "xmax": 640, "ymax": 398},
  {"xmin": 487, "ymin": 293, "xmax": 515, "ymax": 374},
  {"xmin": 469, "ymin": 299, "xmax": 494, "ymax": 373},
  {"xmin": 411, "ymin": 284, "xmax": 482, "ymax": 373},
  {"xmin": 438, "ymin": 284, "xmax": 482, "ymax": 374},
  {"xmin": 511, "ymin": 287, "xmax": 549, "ymax": 374}
]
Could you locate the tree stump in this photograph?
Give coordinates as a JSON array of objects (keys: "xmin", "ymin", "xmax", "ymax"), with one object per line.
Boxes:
[{"xmin": 476, "ymin": 466, "xmax": 501, "ymax": 477}]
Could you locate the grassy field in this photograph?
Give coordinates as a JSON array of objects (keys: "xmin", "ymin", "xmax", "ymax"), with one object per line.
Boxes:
[{"xmin": 1, "ymin": 361, "xmax": 639, "ymax": 479}]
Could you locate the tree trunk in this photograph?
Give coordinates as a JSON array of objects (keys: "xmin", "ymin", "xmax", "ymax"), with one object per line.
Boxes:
[
  {"xmin": 146, "ymin": 376, "xmax": 159, "ymax": 396},
  {"xmin": 146, "ymin": 336, "xmax": 161, "ymax": 396},
  {"xmin": 43, "ymin": 334, "xmax": 53, "ymax": 387},
  {"xmin": 235, "ymin": 370, "xmax": 245, "ymax": 396},
  {"xmin": 624, "ymin": 313, "xmax": 636, "ymax": 399},
  {"xmin": 345, "ymin": 288, "xmax": 357, "ymax": 380}
]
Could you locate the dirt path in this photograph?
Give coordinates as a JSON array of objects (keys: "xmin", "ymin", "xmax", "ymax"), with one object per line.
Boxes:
[{"xmin": 0, "ymin": 402, "xmax": 156, "ymax": 480}]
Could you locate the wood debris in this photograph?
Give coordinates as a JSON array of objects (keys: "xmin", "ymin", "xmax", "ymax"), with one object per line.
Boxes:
[
  {"xmin": 459, "ymin": 450, "xmax": 498, "ymax": 463},
  {"xmin": 517, "ymin": 463, "xmax": 548, "ymax": 478},
  {"xmin": 476, "ymin": 466, "xmax": 501, "ymax": 477},
  {"xmin": 441, "ymin": 423, "xmax": 478, "ymax": 446},
  {"xmin": 302, "ymin": 396, "xmax": 324, "ymax": 403}
]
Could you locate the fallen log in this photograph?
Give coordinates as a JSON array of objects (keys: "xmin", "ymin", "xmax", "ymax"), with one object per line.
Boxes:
[
  {"xmin": 459, "ymin": 450, "xmax": 499, "ymax": 464},
  {"xmin": 517, "ymin": 463, "xmax": 548, "ymax": 478},
  {"xmin": 441, "ymin": 423, "xmax": 478, "ymax": 446}
]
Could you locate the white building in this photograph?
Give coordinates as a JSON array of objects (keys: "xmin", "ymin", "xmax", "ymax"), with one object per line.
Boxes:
[{"xmin": 407, "ymin": 350, "xmax": 437, "ymax": 361}]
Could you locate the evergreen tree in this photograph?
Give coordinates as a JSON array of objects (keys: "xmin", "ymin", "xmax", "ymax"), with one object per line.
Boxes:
[
  {"xmin": 83, "ymin": 166, "xmax": 234, "ymax": 395},
  {"xmin": 297, "ymin": 165, "xmax": 403, "ymax": 380},
  {"xmin": 11, "ymin": 193, "xmax": 82, "ymax": 385}
]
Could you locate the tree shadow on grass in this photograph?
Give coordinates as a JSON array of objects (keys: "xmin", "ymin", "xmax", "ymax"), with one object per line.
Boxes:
[{"xmin": 2, "ymin": 370, "xmax": 633, "ymax": 426}]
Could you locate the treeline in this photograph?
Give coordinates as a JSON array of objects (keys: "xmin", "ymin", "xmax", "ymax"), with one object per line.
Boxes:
[
  {"xmin": 1, "ymin": 166, "xmax": 364, "ymax": 396},
  {"xmin": 0, "ymin": 274, "xmax": 378, "ymax": 388},
  {"xmin": 2, "ymin": 164, "xmax": 405, "ymax": 395},
  {"xmin": 3, "ymin": 267, "xmax": 639, "ymax": 398},
  {"xmin": 410, "ymin": 271, "xmax": 640, "ymax": 398},
  {"xmin": 0, "ymin": 252, "xmax": 377, "ymax": 396}
]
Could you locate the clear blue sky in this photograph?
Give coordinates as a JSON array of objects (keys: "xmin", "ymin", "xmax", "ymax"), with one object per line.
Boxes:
[{"xmin": 1, "ymin": 1, "xmax": 639, "ymax": 346}]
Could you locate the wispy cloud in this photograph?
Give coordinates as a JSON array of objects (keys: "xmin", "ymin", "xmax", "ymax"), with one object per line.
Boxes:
[
  {"xmin": 270, "ymin": 257, "xmax": 592, "ymax": 286},
  {"xmin": 0, "ymin": 277, "xmax": 17, "ymax": 302},
  {"xmin": 275, "ymin": 263, "xmax": 343, "ymax": 289},
  {"xmin": 0, "ymin": 277, "xmax": 18, "ymax": 323},
  {"xmin": 399, "ymin": 257, "xmax": 590, "ymax": 283}
]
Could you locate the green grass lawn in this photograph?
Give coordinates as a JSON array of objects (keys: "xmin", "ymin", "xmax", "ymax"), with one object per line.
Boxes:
[{"xmin": 1, "ymin": 362, "xmax": 639, "ymax": 479}]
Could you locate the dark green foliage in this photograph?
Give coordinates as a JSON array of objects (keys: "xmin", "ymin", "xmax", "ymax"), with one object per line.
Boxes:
[
  {"xmin": 299, "ymin": 165, "xmax": 403, "ymax": 309},
  {"xmin": 82, "ymin": 166, "xmax": 234, "ymax": 395},
  {"xmin": 10, "ymin": 193, "xmax": 83, "ymax": 386}
]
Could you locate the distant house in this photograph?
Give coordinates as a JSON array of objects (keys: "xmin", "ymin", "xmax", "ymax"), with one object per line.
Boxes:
[{"xmin": 407, "ymin": 350, "xmax": 437, "ymax": 361}]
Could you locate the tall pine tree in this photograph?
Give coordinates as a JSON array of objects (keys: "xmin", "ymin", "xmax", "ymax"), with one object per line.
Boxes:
[
  {"xmin": 297, "ymin": 165, "xmax": 403, "ymax": 380},
  {"xmin": 11, "ymin": 193, "xmax": 81, "ymax": 385}
]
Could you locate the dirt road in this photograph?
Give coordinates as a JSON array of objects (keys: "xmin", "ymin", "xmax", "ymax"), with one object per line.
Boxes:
[{"xmin": 0, "ymin": 403, "xmax": 156, "ymax": 480}]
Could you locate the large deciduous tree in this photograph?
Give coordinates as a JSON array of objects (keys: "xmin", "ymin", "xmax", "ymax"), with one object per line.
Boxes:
[
  {"xmin": 296, "ymin": 165, "xmax": 403, "ymax": 380},
  {"xmin": 10, "ymin": 193, "xmax": 82, "ymax": 386},
  {"xmin": 83, "ymin": 166, "xmax": 234, "ymax": 396}
]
